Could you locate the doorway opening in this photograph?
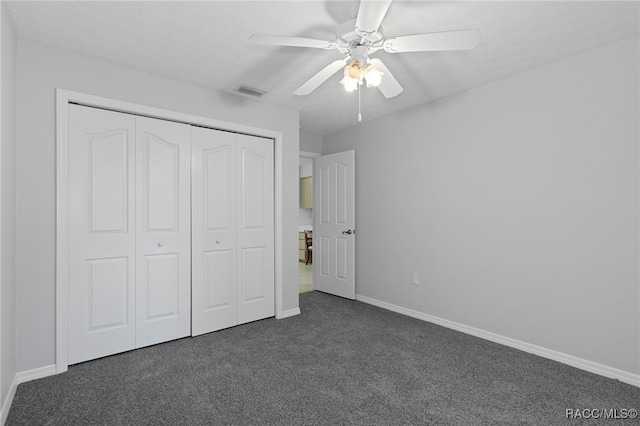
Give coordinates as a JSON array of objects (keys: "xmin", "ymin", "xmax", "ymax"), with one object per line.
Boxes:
[{"xmin": 299, "ymin": 151, "xmax": 319, "ymax": 293}]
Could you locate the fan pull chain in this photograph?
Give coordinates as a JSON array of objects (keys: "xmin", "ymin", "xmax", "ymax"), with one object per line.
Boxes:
[{"xmin": 358, "ymin": 83, "xmax": 362, "ymax": 122}]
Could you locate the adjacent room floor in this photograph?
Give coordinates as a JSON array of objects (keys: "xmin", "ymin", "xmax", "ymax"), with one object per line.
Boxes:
[{"xmin": 299, "ymin": 261, "xmax": 312, "ymax": 293}]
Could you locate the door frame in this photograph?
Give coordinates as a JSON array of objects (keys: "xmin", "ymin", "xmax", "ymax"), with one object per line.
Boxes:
[{"xmin": 55, "ymin": 89, "xmax": 286, "ymax": 373}]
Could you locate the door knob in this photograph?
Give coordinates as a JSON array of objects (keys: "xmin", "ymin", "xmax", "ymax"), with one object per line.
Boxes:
[{"xmin": 342, "ymin": 229, "xmax": 353, "ymax": 235}]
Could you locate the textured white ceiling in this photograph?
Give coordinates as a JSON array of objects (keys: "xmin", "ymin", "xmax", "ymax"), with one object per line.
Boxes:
[{"xmin": 7, "ymin": 1, "xmax": 639, "ymax": 136}]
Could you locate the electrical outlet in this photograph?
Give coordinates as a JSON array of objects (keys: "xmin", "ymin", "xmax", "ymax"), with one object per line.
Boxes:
[{"xmin": 412, "ymin": 272, "xmax": 420, "ymax": 286}]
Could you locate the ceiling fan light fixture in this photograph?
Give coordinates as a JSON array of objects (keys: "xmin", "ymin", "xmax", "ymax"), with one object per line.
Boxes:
[
  {"xmin": 364, "ymin": 65, "xmax": 383, "ymax": 87},
  {"xmin": 341, "ymin": 60, "xmax": 365, "ymax": 92},
  {"xmin": 341, "ymin": 59, "xmax": 384, "ymax": 92},
  {"xmin": 345, "ymin": 60, "xmax": 365, "ymax": 80},
  {"xmin": 340, "ymin": 76, "xmax": 359, "ymax": 92}
]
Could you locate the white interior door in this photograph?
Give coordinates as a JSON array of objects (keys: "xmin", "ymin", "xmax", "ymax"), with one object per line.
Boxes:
[
  {"xmin": 68, "ymin": 105, "xmax": 136, "ymax": 364},
  {"xmin": 135, "ymin": 116, "xmax": 191, "ymax": 348},
  {"xmin": 191, "ymin": 127, "xmax": 238, "ymax": 335},
  {"xmin": 314, "ymin": 150, "xmax": 356, "ymax": 299},
  {"xmin": 191, "ymin": 128, "xmax": 274, "ymax": 335}
]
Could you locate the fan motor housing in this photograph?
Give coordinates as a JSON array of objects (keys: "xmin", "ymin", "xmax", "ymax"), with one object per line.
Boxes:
[
  {"xmin": 349, "ymin": 45, "xmax": 370, "ymax": 64},
  {"xmin": 337, "ymin": 18, "xmax": 384, "ymax": 53}
]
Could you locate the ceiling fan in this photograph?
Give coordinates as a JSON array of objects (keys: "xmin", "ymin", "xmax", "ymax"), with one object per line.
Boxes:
[{"xmin": 249, "ymin": 0, "xmax": 480, "ymax": 99}]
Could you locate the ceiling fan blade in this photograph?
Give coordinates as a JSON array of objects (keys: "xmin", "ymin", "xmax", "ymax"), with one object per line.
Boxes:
[
  {"xmin": 368, "ymin": 58, "xmax": 403, "ymax": 98},
  {"xmin": 294, "ymin": 58, "xmax": 349, "ymax": 96},
  {"xmin": 249, "ymin": 34, "xmax": 337, "ymax": 50},
  {"xmin": 383, "ymin": 29, "xmax": 480, "ymax": 53},
  {"xmin": 355, "ymin": 0, "xmax": 393, "ymax": 37}
]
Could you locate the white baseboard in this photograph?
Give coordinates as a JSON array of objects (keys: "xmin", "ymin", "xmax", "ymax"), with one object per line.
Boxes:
[
  {"xmin": 355, "ymin": 294, "xmax": 640, "ymax": 388},
  {"xmin": 15, "ymin": 364, "xmax": 57, "ymax": 385},
  {"xmin": 277, "ymin": 307, "xmax": 301, "ymax": 319},
  {"xmin": 0, "ymin": 376, "xmax": 17, "ymax": 426},
  {"xmin": 0, "ymin": 364, "xmax": 57, "ymax": 425}
]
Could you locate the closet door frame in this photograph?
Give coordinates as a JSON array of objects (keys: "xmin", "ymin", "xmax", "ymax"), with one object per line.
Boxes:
[{"xmin": 56, "ymin": 89, "xmax": 286, "ymax": 374}]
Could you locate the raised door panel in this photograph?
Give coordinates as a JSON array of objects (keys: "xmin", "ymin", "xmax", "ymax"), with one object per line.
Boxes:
[
  {"xmin": 144, "ymin": 137, "xmax": 179, "ymax": 231},
  {"xmin": 240, "ymin": 147, "xmax": 266, "ymax": 230},
  {"xmin": 336, "ymin": 162, "xmax": 349, "ymax": 225},
  {"xmin": 143, "ymin": 253, "xmax": 180, "ymax": 319},
  {"xmin": 68, "ymin": 104, "xmax": 136, "ymax": 365},
  {"xmin": 88, "ymin": 133, "xmax": 129, "ymax": 233},
  {"xmin": 135, "ymin": 116, "xmax": 191, "ymax": 348},
  {"xmin": 318, "ymin": 236, "xmax": 331, "ymax": 278},
  {"xmin": 191, "ymin": 127, "xmax": 237, "ymax": 335},
  {"xmin": 86, "ymin": 257, "xmax": 130, "ymax": 331},
  {"xmin": 318, "ymin": 163, "xmax": 331, "ymax": 224},
  {"xmin": 205, "ymin": 147, "xmax": 233, "ymax": 231},
  {"xmin": 239, "ymin": 247, "xmax": 267, "ymax": 302},
  {"xmin": 237, "ymin": 135, "xmax": 275, "ymax": 325},
  {"xmin": 204, "ymin": 250, "xmax": 234, "ymax": 310}
]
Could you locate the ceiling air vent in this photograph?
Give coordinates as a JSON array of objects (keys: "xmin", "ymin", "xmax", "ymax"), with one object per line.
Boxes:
[{"xmin": 234, "ymin": 85, "xmax": 267, "ymax": 98}]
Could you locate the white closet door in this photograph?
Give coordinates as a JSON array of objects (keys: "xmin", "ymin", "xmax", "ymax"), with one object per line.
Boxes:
[
  {"xmin": 135, "ymin": 116, "xmax": 191, "ymax": 348},
  {"xmin": 191, "ymin": 128, "xmax": 274, "ymax": 335},
  {"xmin": 68, "ymin": 105, "xmax": 136, "ymax": 365},
  {"xmin": 191, "ymin": 127, "xmax": 238, "ymax": 335},
  {"xmin": 236, "ymin": 134, "xmax": 274, "ymax": 325}
]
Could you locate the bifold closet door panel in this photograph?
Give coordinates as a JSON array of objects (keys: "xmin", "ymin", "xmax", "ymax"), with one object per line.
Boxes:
[
  {"xmin": 191, "ymin": 128, "xmax": 274, "ymax": 335},
  {"xmin": 191, "ymin": 127, "xmax": 238, "ymax": 335},
  {"xmin": 67, "ymin": 105, "xmax": 137, "ymax": 365},
  {"xmin": 135, "ymin": 116, "xmax": 191, "ymax": 348},
  {"xmin": 236, "ymin": 134, "xmax": 275, "ymax": 325}
]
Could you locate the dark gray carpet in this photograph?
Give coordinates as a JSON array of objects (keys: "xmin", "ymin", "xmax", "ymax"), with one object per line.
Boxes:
[{"xmin": 7, "ymin": 291, "xmax": 639, "ymax": 425}]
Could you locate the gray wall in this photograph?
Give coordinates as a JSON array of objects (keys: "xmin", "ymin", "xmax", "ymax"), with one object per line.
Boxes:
[
  {"xmin": 323, "ymin": 36, "xmax": 639, "ymax": 375},
  {"xmin": 300, "ymin": 132, "xmax": 323, "ymax": 154},
  {"xmin": 15, "ymin": 39, "xmax": 300, "ymax": 372},
  {"xmin": 1, "ymin": 1, "xmax": 17, "ymax": 410}
]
